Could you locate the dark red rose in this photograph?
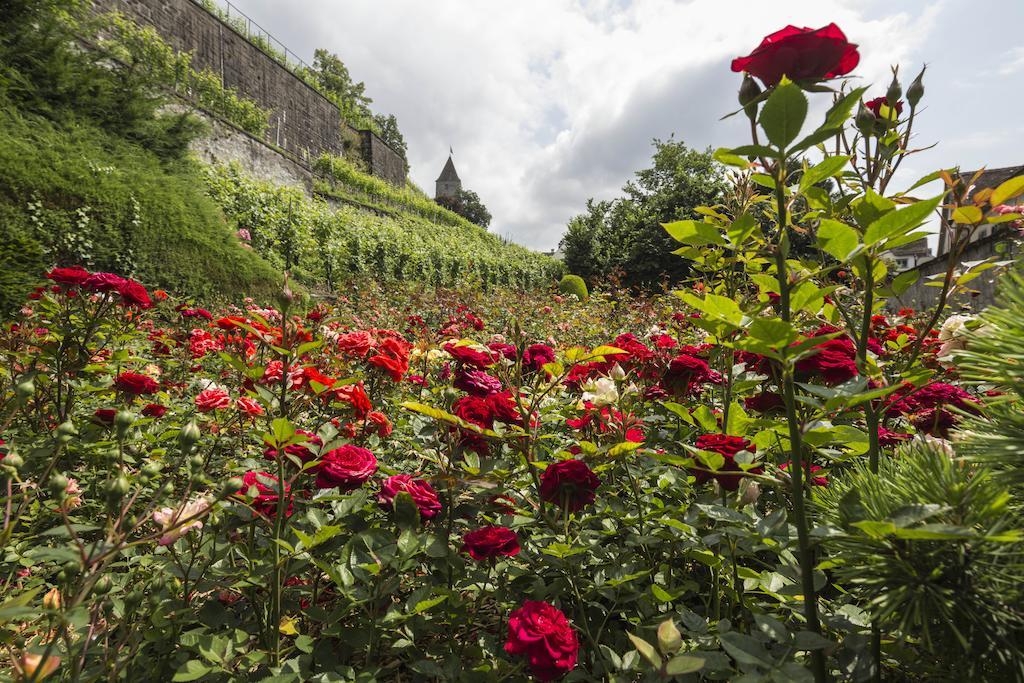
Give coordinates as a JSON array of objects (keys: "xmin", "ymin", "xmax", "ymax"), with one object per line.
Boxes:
[
  {"xmin": 82, "ymin": 272, "xmax": 127, "ymax": 293},
  {"xmin": 539, "ymin": 459, "xmax": 600, "ymax": 513},
  {"xmin": 141, "ymin": 403, "xmax": 167, "ymax": 418},
  {"xmin": 315, "ymin": 445, "xmax": 377, "ymax": 491},
  {"xmin": 663, "ymin": 353, "xmax": 723, "ymax": 395},
  {"xmin": 693, "ymin": 434, "xmax": 761, "ymax": 491},
  {"xmin": 378, "ymin": 474, "xmax": 442, "ymax": 520},
  {"xmin": 237, "ymin": 471, "xmax": 292, "ymax": 518},
  {"xmin": 452, "ymin": 395, "xmax": 493, "ymax": 429},
  {"xmin": 114, "ymin": 372, "xmax": 159, "ymax": 396},
  {"xmin": 264, "ymin": 430, "xmax": 322, "ymax": 464},
  {"xmin": 731, "ymin": 23, "xmax": 860, "ymax": 86},
  {"xmin": 46, "ymin": 266, "xmax": 91, "ymax": 286},
  {"xmin": 488, "ymin": 342, "xmax": 518, "ymax": 361},
  {"xmin": 504, "ymin": 601, "xmax": 579, "ymax": 681},
  {"xmin": 486, "ymin": 391, "xmax": 524, "ymax": 426},
  {"xmin": 93, "ymin": 408, "xmax": 117, "ymax": 426},
  {"xmin": 117, "ymin": 279, "xmax": 152, "ymax": 308},
  {"xmin": 454, "ymin": 369, "xmax": 503, "ymax": 396},
  {"xmin": 794, "ymin": 325, "xmax": 858, "ymax": 385},
  {"xmin": 180, "ymin": 308, "xmax": 214, "ymax": 321},
  {"xmin": 744, "ymin": 392, "xmax": 784, "ymax": 413},
  {"xmin": 461, "ymin": 525, "xmax": 520, "ymax": 561},
  {"xmin": 610, "ymin": 333, "xmax": 655, "ymax": 365},
  {"xmin": 522, "ymin": 343, "xmax": 556, "ymax": 372},
  {"xmin": 865, "ymin": 96, "xmax": 904, "ymax": 119},
  {"xmin": 877, "ymin": 426, "xmax": 911, "ymax": 448},
  {"xmin": 444, "ymin": 342, "xmax": 495, "ymax": 369}
]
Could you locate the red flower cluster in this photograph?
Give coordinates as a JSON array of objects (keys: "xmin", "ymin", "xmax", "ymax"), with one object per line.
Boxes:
[
  {"xmin": 368, "ymin": 337, "xmax": 411, "ymax": 381},
  {"xmin": 794, "ymin": 325, "xmax": 858, "ymax": 385},
  {"xmin": 692, "ymin": 434, "xmax": 761, "ymax": 491},
  {"xmin": 47, "ymin": 266, "xmax": 152, "ymax": 308},
  {"xmin": 444, "ymin": 341, "xmax": 496, "ymax": 369},
  {"xmin": 504, "ymin": 601, "xmax": 579, "ymax": 681},
  {"xmin": 663, "ymin": 352, "xmax": 723, "ymax": 396}
]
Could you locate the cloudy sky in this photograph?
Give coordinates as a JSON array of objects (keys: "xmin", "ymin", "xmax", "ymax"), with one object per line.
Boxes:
[{"xmin": 230, "ymin": 0, "xmax": 1024, "ymax": 251}]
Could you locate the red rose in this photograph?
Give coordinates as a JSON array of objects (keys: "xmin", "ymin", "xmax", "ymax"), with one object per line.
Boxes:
[
  {"xmin": 732, "ymin": 24, "xmax": 859, "ymax": 86},
  {"xmin": 444, "ymin": 342, "xmax": 495, "ymax": 369},
  {"xmin": 46, "ymin": 266, "xmax": 91, "ymax": 286},
  {"xmin": 488, "ymin": 342, "xmax": 518, "ymax": 360},
  {"xmin": 453, "ymin": 395, "xmax": 493, "ymax": 429},
  {"xmin": 264, "ymin": 430, "xmax": 322, "ymax": 464},
  {"xmin": 693, "ymin": 434, "xmax": 761, "ymax": 491},
  {"xmin": 744, "ymin": 392, "xmax": 784, "ymax": 414},
  {"xmin": 487, "ymin": 391, "xmax": 524, "ymax": 426},
  {"xmin": 378, "ymin": 474, "xmax": 442, "ymax": 520},
  {"xmin": 663, "ymin": 353, "xmax": 723, "ymax": 395},
  {"xmin": 93, "ymin": 408, "xmax": 117, "ymax": 426},
  {"xmin": 877, "ymin": 426, "xmax": 911, "ymax": 448},
  {"xmin": 180, "ymin": 308, "xmax": 213, "ymax": 320},
  {"xmin": 141, "ymin": 403, "xmax": 167, "ymax": 418},
  {"xmin": 315, "ymin": 445, "xmax": 377, "ymax": 490},
  {"xmin": 336, "ymin": 330, "xmax": 374, "ymax": 357},
  {"xmin": 236, "ymin": 397, "xmax": 264, "ymax": 416},
  {"xmin": 504, "ymin": 601, "xmax": 579, "ymax": 681},
  {"xmin": 461, "ymin": 525, "xmax": 520, "ymax": 561},
  {"xmin": 794, "ymin": 326, "xmax": 858, "ymax": 385},
  {"xmin": 539, "ymin": 459, "xmax": 600, "ymax": 513},
  {"xmin": 366, "ymin": 411, "xmax": 392, "ymax": 437},
  {"xmin": 237, "ymin": 471, "xmax": 292, "ymax": 518},
  {"xmin": 195, "ymin": 388, "xmax": 231, "ymax": 412},
  {"xmin": 329, "ymin": 382, "xmax": 372, "ymax": 418},
  {"xmin": 454, "ymin": 369, "xmax": 503, "ymax": 396},
  {"xmin": 82, "ymin": 272, "xmax": 127, "ymax": 293},
  {"xmin": 368, "ymin": 337, "xmax": 410, "ymax": 381},
  {"xmin": 865, "ymin": 96, "xmax": 904, "ymax": 119},
  {"xmin": 117, "ymin": 279, "xmax": 152, "ymax": 308},
  {"xmin": 114, "ymin": 372, "xmax": 159, "ymax": 395},
  {"xmin": 522, "ymin": 343, "xmax": 556, "ymax": 372},
  {"xmin": 780, "ymin": 461, "xmax": 828, "ymax": 486}
]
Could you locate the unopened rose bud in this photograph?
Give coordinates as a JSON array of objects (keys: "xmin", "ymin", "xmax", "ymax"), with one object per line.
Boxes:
[
  {"xmin": 14, "ymin": 652, "xmax": 60, "ymax": 681},
  {"xmin": 43, "ymin": 586, "xmax": 62, "ymax": 610},
  {"xmin": 114, "ymin": 410, "xmax": 135, "ymax": 438},
  {"xmin": 739, "ymin": 480, "xmax": 761, "ymax": 507},
  {"xmin": 885, "ymin": 73, "xmax": 902, "ymax": 107},
  {"xmin": 221, "ymin": 477, "xmax": 244, "ymax": 498},
  {"xmin": 91, "ymin": 575, "xmax": 112, "ymax": 596},
  {"xmin": 15, "ymin": 378, "xmax": 35, "ymax": 401},
  {"xmin": 55, "ymin": 420, "xmax": 77, "ymax": 443},
  {"xmin": 609, "ymin": 364, "xmax": 626, "ymax": 381},
  {"xmin": 48, "ymin": 473, "xmax": 69, "ymax": 496},
  {"xmin": 739, "ymin": 74, "xmax": 762, "ymax": 120},
  {"xmin": 906, "ymin": 65, "xmax": 925, "ymax": 108},
  {"xmin": 105, "ymin": 475, "xmax": 130, "ymax": 504},
  {"xmin": 3, "ymin": 451, "xmax": 24, "ymax": 469},
  {"xmin": 178, "ymin": 420, "xmax": 201, "ymax": 451},
  {"xmin": 855, "ymin": 102, "xmax": 876, "ymax": 137}
]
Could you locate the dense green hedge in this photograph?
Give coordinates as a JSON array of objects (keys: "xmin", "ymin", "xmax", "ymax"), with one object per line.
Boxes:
[
  {"xmin": 204, "ymin": 164, "xmax": 563, "ymax": 291},
  {"xmin": 0, "ymin": 101, "xmax": 284, "ymax": 310}
]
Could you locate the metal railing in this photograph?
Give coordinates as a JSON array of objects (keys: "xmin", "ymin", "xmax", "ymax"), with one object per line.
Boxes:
[{"xmin": 191, "ymin": 0, "xmax": 314, "ymax": 75}]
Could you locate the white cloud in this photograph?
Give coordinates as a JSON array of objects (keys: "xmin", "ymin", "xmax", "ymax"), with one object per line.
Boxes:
[{"xmin": 229, "ymin": 0, "xmax": 990, "ymax": 250}]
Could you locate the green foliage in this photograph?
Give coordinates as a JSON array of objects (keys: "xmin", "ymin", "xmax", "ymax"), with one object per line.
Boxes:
[
  {"xmin": 435, "ymin": 188, "xmax": 492, "ymax": 228},
  {"xmin": 312, "ymin": 153, "xmax": 485, "ymax": 230},
  {"xmin": 0, "ymin": 101, "xmax": 282, "ymax": 309},
  {"xmin": 558, "ymin": 274, "xmax": 588, "ymax": 301},
  {"xmin": 813, "ymin": 444, "xmax": 1024, "ymax": 679},
  {"xmin": 306, "ymin": 48, "xmax": 374, "ymax": 129},
  {"xmin": 99, "ymin": 13, "xmax": 270, "ymax": 137},
  {"xmin": 560, "ymin": 138, "xmax": 727, "ymax": 287},
  {"xmin": 204, "ymin": 164, "xmax": 562, "ymax": 290},
  {"xmin": 372, "ymin": 113, "xmax": 409, "ymax": 172}
]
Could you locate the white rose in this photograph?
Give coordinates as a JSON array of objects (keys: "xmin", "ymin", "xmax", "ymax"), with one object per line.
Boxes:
[{"xmin": 582, "ymin": 377, "xmax": 619, "ymax": 406}]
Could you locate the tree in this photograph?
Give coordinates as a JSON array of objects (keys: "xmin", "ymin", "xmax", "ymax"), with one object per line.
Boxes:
[
  {"xmin": 437, "ymin": 189, "xmax": 492, "ymax": 228},
  {"xmin": 372, "ymin": 112, "xmax": 408, "ymax": 172},
  {"xmin": 308, "ymin": 48, "xmax": 373, "ymax": 127},
  {"xmin": 559, "ymin": 138, "xmax": 726, "ymax": 288}
]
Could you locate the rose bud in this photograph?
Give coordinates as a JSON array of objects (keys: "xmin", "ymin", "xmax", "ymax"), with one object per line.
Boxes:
[
  {"xmin": 885, "ymin": 72, "xmax": 902, "ymax": 107},
  {"xmin": 43, "ymin": 586, "xmax": 62, "ymax": 610},
  {"xmin": 907, "ymin": 65, "xmax": 925, "ymax": 107},
  {"xmin": 739, "ymin": 73, "xmax": 762, "ymax": 120}
]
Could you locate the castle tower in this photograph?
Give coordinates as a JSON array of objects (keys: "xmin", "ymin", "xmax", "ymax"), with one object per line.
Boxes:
[{"xmin": 435, "ymin": 155, "xmax": 462, "ymax": 200}]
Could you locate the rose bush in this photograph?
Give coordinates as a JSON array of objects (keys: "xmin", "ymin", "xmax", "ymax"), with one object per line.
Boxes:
[{"xmin": 1, "ymin": 22, "xmax": 1023, "ymax": 683}]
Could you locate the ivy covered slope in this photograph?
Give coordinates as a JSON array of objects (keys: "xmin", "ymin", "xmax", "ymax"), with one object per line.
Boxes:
[
  {"xmin": 0, "ymin": 101, "xmax": 286, "ymax": 310},
  {"xmin": 0, "ymin": 1, "xmax": 285, "ymax": 310},
  {"xmin": 206, "ymin": 165, "xmax": 562, "ymax": 291}
]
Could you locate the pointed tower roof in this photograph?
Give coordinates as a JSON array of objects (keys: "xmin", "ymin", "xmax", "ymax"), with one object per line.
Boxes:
[{"xmin": 436, "ymin": 155, "xmax": 460, "ymax": 183}]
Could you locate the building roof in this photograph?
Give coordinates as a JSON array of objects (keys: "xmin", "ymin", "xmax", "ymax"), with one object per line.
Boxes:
[
  {"xmin": 891, "ymin": 237, "xmax": 932, "ymax": 257},
  {"xmin": 436, "ymin": 155, "xmax": 460, "ymax": 183},
  {"xmin": 957, "ymin": 164, "xmax": 1024, "ymax": 203}
]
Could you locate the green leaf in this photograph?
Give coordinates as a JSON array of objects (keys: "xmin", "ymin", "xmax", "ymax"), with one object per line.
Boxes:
[
  {"xmin": 991, "ymin": 175, "xmax": 1024, "ymax": 206},
  {"xmin": 759, "ymin": 79, "xmax": 808, "ymax": 149},
  {"xmin": 412, "ymin": 595, "xmax": 448, "ymax": 614},
  {"xmin": 665, "ymin": 654, "xmax": 705, "ymax": 675},
  {"xmin": 952, "ymin": 205, "xmax": 983, "ymax": 224},
  {"xmin": 889, "ymin": 268, "xmax": 920, "ymax": 295},
  {"xmin": 628, "ymin": 633, "xmax": 661, "ymax": 667},
  {"xmin": 800, "ymin": 156, "xmax": 850, "ymax": 192},
  {"xmin": 663, "ymin": 220, "xmax": 725, "ymax": 246},
  {"xmin": 173, "ymin": 660, "xmax": 215, "ymax": 682},
  {"xmin": 816, "ymin": 219, "xmax": 859, "ymax": 261},
  {"xmin": 747, "ymin": 318, "xmax": 798, "ymax": 347},
  {"xmin": 822, "ymin": 86, "xmax": 869, "ymax": 130},
  {"xmin": 713, "ymin": 147, "xmax": 751, "ymax": 167},
  {"xmin": 863, "ymin": 195, "xmax": 943, "ymax": 246},
  {"xmin": 726, "ymin": 213, "xmax": 760, "ymax": 246}
]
